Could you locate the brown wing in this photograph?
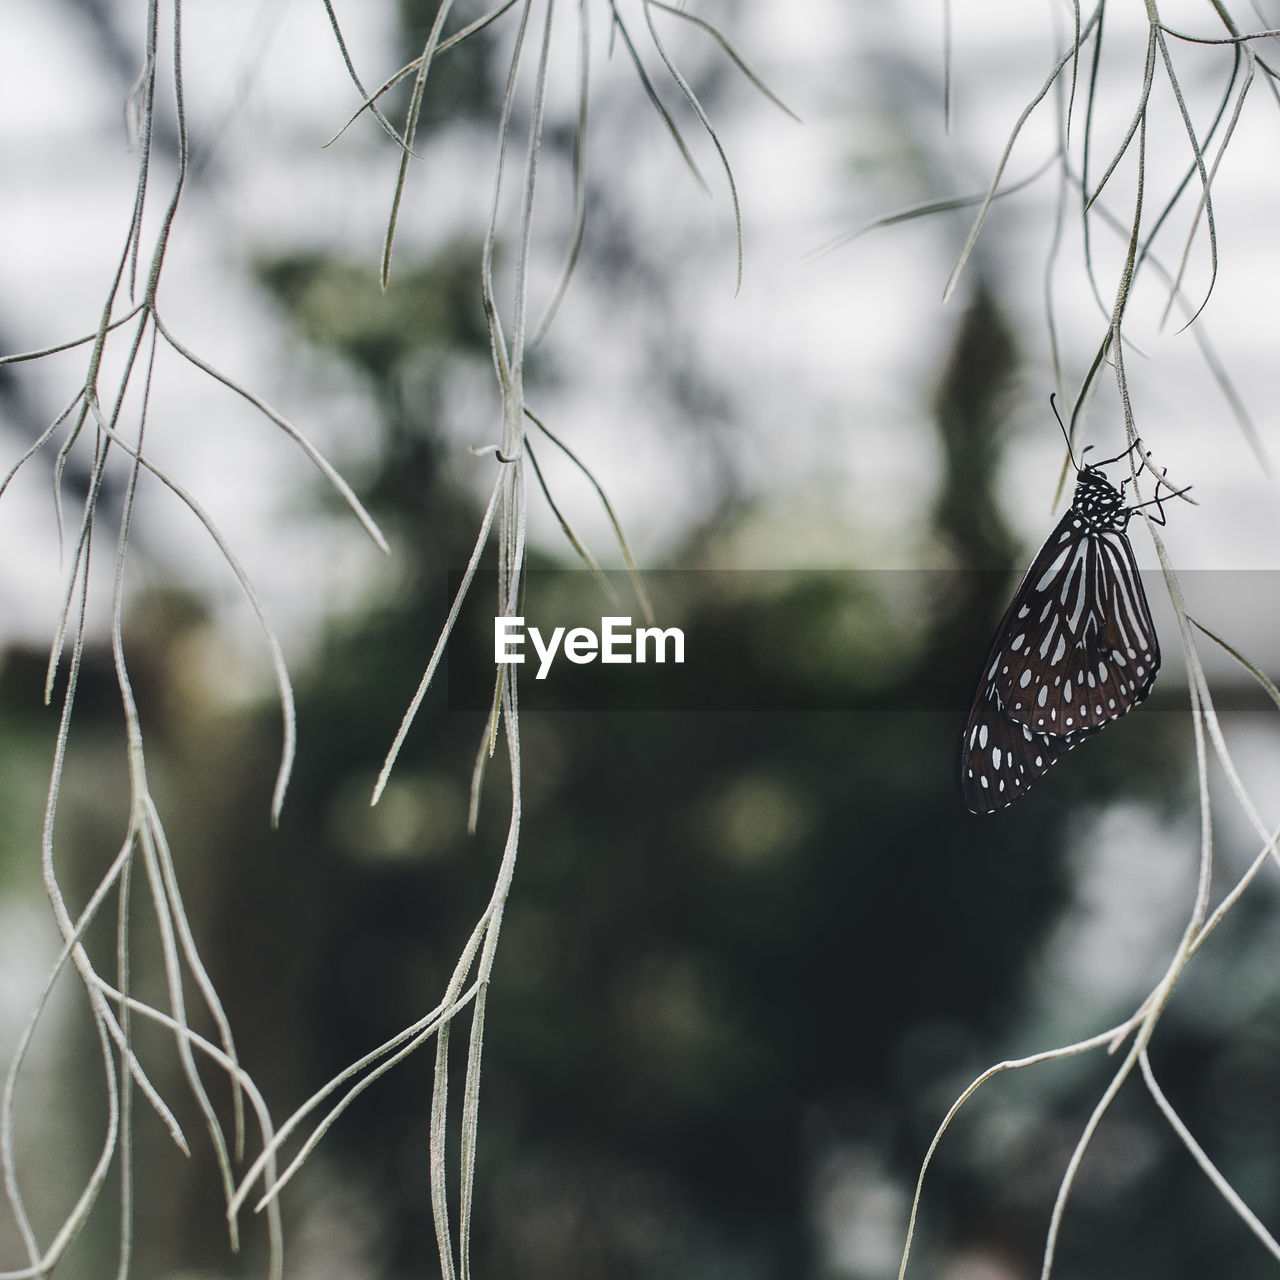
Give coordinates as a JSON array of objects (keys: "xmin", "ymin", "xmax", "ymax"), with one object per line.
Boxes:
[
  {"xmin": 985, "ymin": 524, "xmax": 1159, "ymax": 736},
  {"xmin": 959, "ymin": 682, "xmax": 1099, "ymax": 813}
]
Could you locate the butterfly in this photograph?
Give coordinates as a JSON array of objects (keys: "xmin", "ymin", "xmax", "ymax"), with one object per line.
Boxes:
[{"xmin": 959, "ymin": 421, "xmax": 1185, "ymax": 813}]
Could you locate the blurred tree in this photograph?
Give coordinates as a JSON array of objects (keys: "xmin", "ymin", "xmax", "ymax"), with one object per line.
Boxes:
[{"xmin": 76, "ymin": 258, "xmax": 1182, "ymax": 1278}]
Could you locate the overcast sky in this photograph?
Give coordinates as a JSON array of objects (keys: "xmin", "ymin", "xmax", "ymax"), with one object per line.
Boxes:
[{"xmin": 1, "ymin": 0, "xmax": 1278, "ymax": 669}]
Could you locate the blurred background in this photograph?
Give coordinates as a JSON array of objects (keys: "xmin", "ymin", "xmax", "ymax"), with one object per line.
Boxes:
[{"xmin": 2, "ymin": 0, "xmax": 1280, "ymax": 1277}]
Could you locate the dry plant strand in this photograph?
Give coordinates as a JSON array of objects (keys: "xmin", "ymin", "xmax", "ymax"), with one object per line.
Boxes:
[
  {"xmin": 0, "ymin": 0, "xmax": 396, "ymax": 1274},
  {"xmin": 900, "ymin": 536, "xmax": 1280, "ymax": 1279},
  {"xmin": 1058, "ymin": 164, "xmax": 1266, "ymax": 465},
  {"xmin": 638, "ymin": 0, "xmax": 792, "ymax": 293},
  {"xmin": 382, "ymin": 0, "xmax": 459, "ymax": 287},
  {"xmin": 313, "ymin": 5, "xmax": 792, "ymax": 1276},
  {"xmin": 231, "ymin": 681, "xmax": 524, "ymax": 1249},
  {"xmin": 87, "ymin": 403, "xmax": 300, "ymax": 827},
  {"xmin": 321, "ymin": 0, "xmax": 415, "ymax": 149},
  {"xmin": 532, "ymin": 0, "xmax": 591, "ymax": 342},
  {"xmin": 228, "ymin": 978, "xmax": 484, "ymax": 1216},
  {"xmin": 525, "ymin": 437, "xmax": 623, "ymax": 604},
  {"xmin": 1139, "ymin": 1049, "xmax": 1280, "ymax": 1259},
  {"xmin": 894, "ymin": 1022, "xmax": 1138, "ymax": 1280},
  {"xmin": 372, "ymin": 471, "xmax": 504, "ymax": 805},
  {"xmin": 525, "ymin": 406, "xmax": 655, "ymax": 622},
  {"xmin": 894, "ymin": 2, "xmax": 1280, "ymax": 1274},
  {"xmin": 111, "ymin": 327, "xmax": 246, "ymax": 1207},
  {"xmin": 88, "ymin": 980, "xmax": 287, "ymax": 1276},
  {"xmin": 1033, "ymin": 580, "xmax": 1215, "ymax": 1277},
  {"xmin": 322, "ymin": 0, "xmax": 523, "ymax": 153},
  {"xmin": 936, "ymin": 0, "xmax": 1267, "ymax": 459},
  {"xmin": 1151, "ymin": 22, "xmax": 1220, "ymax": 329},
  {"xmin": 943, "ymin": 4, "xmax": 1106, "ymax": 304}
]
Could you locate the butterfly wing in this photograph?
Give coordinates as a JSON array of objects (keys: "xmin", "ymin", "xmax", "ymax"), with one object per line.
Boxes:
[
  {"xmin": 983, "ymin": 524, "xmax": 1159, "ymax": 737},
  {"xmin": 1091, "ymin": 527, "xmax": 1161, "ymax": 715},
  {"xmin": 959, "ymin": 683, "xmax": 1098, "ymax": 813},
  {"xmin": 959, "ymin": 503, "xmax": 1160, "ymax": 813}
]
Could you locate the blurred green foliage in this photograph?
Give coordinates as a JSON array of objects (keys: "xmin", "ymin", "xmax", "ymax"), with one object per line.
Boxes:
[{"xmin": 56, "ymin": 258, "xmax": 1195, "ymax": 1279}]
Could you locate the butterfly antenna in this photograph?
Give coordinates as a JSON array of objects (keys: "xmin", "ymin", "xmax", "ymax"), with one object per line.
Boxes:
[{"xmin": 1049, "ymin": 393, "xmax": 1081, "ymax": 470}]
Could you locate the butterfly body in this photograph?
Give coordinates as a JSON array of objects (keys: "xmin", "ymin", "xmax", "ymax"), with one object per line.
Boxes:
[{"xmin": 959, "ymin": 460, "xmax": 1160, "ymax": 813}]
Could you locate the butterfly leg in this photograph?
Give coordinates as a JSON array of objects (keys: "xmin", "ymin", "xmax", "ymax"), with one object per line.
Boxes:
[{"xmin": 1093, "ymin": 437, "xmax": 1145, "ymax": 469}]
